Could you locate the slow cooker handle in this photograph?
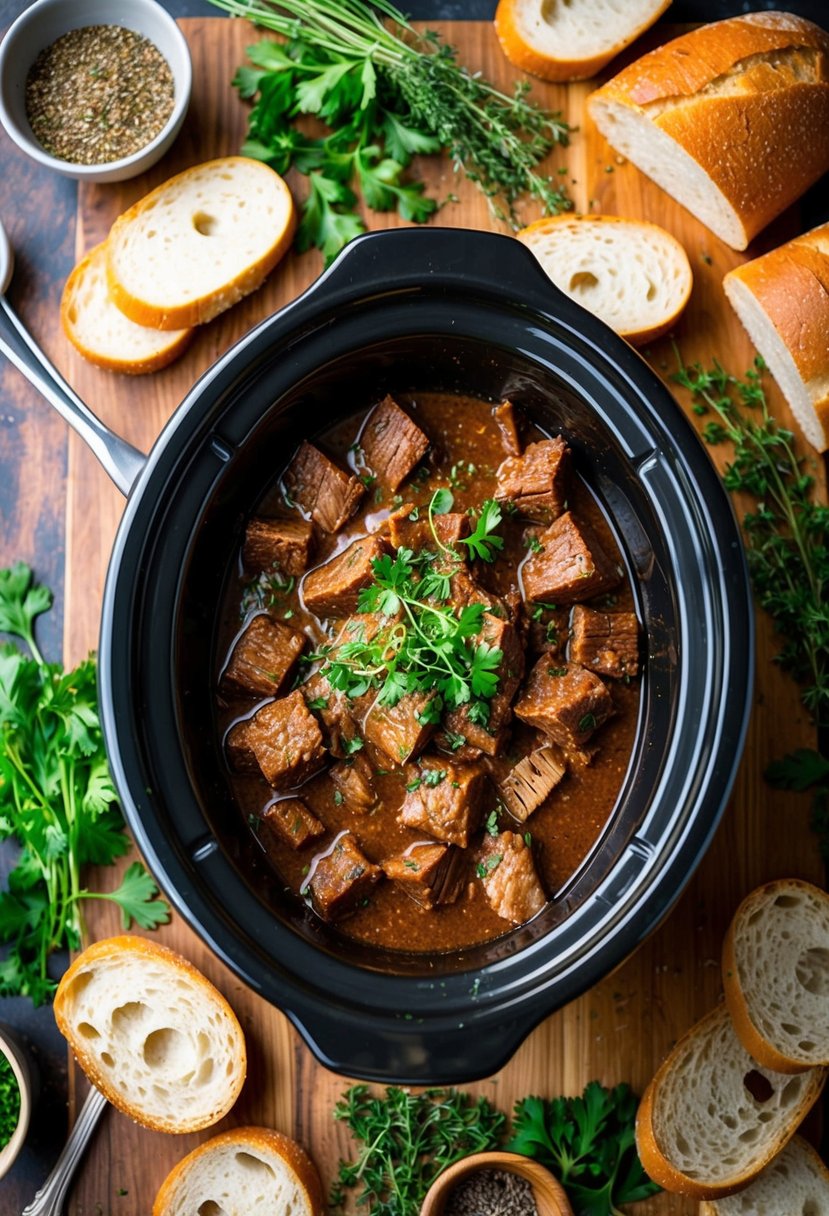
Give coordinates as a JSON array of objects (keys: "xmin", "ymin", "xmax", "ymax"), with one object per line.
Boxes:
[{"xmin": 0, "ymin": 295, "xmax": 146, "ymax": 496}]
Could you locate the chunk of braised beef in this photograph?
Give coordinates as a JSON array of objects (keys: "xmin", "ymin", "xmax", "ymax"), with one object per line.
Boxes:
[
  {"xmin": 514, "ymin": 658, "xmax": 613, "ymax": 750},
  {"xmin": 442, "ymin": 611, "xmax": 524, "ymax": 757},
  {"xmin": 224, "ymin": 719, "xmax": 259, "ymax": 774},
  {"xmin": 387, "ymin": 503, "xmax": 470, "ymax": 562},
  {"xmin": 569, "ymin": 605, "xmax": 639, "ymax": 679},
  {"xmin": 299, "ymin": 670, "xmax": 366, "ymax": 759},
  {"xmin": 492, "ymin": 745, "xmax": 567, "ymax": 823},
  {"xmin": 448, "ymin": 568, "xmax": 508, "ymax": 619},
  {"xmin": 363, "ymin": 691, "xmax": 437, "ymax": 765},
  {"xmin": 398, "ymin": 756, "xmax": 487, "ymax": 847},
  {"xmin": 221, "ymin": 615, "xmax": 306, "ymax": 699},
  {"xmin": 260, "ymin": 797, "xmax": 325, "ymax": 851},
  {"xmin": 495, "ymin": 436, "xmax": 571, "ymax": 523},
  {"xmin": 282, "ymin": 441, "xmax": 365, "ymax": 533},
  {"xmin": 330, "ymin": 752, "xmax": 378, "ymax": 813},
  {"xmin": 521, "ymin": 602, "xmax": 569, "ymax": 656},
  {"xmin": 305, "ymin": 830, "xmax": 382, "ymax": 921},
  {"xmin": 477, "ymin": 831, "xmax": 546, "ymax": 923},
  {"xmin": 382, "ymin": 842, "xmax": 466, "ymax": 908},
  {"xmin": 302, "ymin": 535, "xmax": 388, "ymax": 619},
  {"xmin": 245, "ymin": 689, "xmax": 327, "ymax": 789},
  {"xmin": 521, "ymin": 511, "xmax": 622, "ymax": 604},
  {"xmin": 358, "ymin": 395, "xmax": 430, "ymax": 490},
  {"xmin": 243, "ymin": 516, "xmax": 315, "ymax": 577},
  {"xmin": 493, "ymin": 399, "xmax": 522, "ymax": 456}
]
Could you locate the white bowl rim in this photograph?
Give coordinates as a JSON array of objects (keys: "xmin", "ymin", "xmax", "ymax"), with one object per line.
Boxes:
[{"xmin": 0, "ymin": 0, "xmax": 192, "ymax": 178}]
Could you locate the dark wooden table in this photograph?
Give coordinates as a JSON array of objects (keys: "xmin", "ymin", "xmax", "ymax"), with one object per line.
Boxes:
[{"xmin": 1, "ymin": 0, "xmax": 827, "ymax": 1210}]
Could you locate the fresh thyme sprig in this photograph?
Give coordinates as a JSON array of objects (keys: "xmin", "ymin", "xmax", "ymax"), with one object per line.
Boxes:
[{"xmin": 208, "ymin": 0, "xmax": 571, "ymax": 262}]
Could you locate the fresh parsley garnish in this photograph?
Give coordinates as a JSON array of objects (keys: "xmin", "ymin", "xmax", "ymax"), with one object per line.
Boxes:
[
  {"xmin": 508, "ymin": 1083, "xmax": 660, "ymax": 1216},
  {"xmin": 0, "ymin": 564, "xmax": 170, "ymax": 1003},
  {"xmin": 767, "ymin": 748, "xmax": 829, "ymax": 860},
  {"xmin": 216, "ymin": 0, "xmax": 571, "ymax": 264}
]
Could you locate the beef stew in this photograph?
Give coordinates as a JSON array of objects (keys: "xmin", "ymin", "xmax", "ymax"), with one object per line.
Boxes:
[{"xmin": 216, "ymin": 393, "xmax": 641, "ymax": 952}]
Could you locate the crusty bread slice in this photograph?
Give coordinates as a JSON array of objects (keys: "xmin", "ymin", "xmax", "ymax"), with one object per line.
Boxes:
[
  {"xmin": 723, "ymin": 879, "xmax": 829, "ymax": 1073},
  {"xmin": 698, "ymin": 1136, "xmax": 829, "ymax": 1216},
  {"xmin": 153, "ymin": 1126, "xmax": 324, "ymax": 1216},
  {"xmin": 54, "ymin": 935, "xmax": 246, "ymax": 1133},
  {"xmin": 588, "ymin": 14, "xmax": 829, "ymax": 250},
  {"xmin": 495, "ymin": 0, "xmax": 669, "ymax": 82},
  {"xmin": 106, "ymin": 157, "xmax": 295, "ymax": 330},
  {"xmin": 61, "ymin": 242, "xmax": 193, "ymax": 374},
  {"xmin": 723, "ymin": 223, "xmax": 829, "ymax": 452},
  {"xmin": 517, "ymin": 215, "xmax": 692, "ymax": 345},
  {"xmin": 636, "ymin": 1003, "xmax": 826, "ymax": 1198}
]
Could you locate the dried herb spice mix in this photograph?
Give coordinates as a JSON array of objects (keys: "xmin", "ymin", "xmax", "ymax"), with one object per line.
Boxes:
[
  {"xmin": 444, "ymin": 1169, "xmax": 538, "ymax": 1216},
  {"xmin": 25, "ymin": 25, "xmax": 174, "ymax": 164}
]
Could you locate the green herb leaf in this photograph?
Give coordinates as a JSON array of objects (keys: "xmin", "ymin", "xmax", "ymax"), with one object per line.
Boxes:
[
  {"xmin": 430, "ymin": 487, "xmax": 454, "ymax": 516},
  {"xmin": 460, "ymin": 500, "xmax": 504, "ymax": 563}
]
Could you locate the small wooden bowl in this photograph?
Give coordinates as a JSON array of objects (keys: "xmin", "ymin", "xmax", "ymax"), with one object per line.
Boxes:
[{"xmin": 420, "ymin": 1151, "xmax": 573, "ymax": 1216}]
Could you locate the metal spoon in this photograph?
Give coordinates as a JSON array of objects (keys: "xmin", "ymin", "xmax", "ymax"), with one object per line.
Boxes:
[
  {"xmin": 0, "ymin": 218, "xmax": 144, "ymax": 495},
  {"xmin": 21, "ymin": 1087, "xmax": 108, "ymax": 1216}
]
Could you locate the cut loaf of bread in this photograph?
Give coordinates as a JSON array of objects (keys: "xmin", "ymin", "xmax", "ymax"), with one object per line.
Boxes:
[
  {"xmin": 698, "ymin": 1136, "xmax": 829, "ymax": 1216},
  {"xmin": 153, "ymin": 1126, "xmax": 324, "ymax": 1216},
  {"xmin": 517, "ymin": 215, "xmax": 692, "ymax": 345},
  {"xmin": 61, "ymin": 242, "xmax": 193, "ymax": 374},
  {"xmin": 54, "ymin": 935, "xmax": 246, "ymax": 1134},
  {"xmin": 635, "ymin": 1003, "xmax": 826, "ymax": 1198},
  {"xmin": 588, "ymin": 13, "xmax": 829, "ymax": 250},
  {"xmin": 106, "ymin": 157, "xmax": 295, "ymax": 330},
  {"xmin": 723, "ymin": 223, "xmax": 829, "ymax": 452},
  {"xmin": 723, "ymin": 879, "xmax": 829, "ymax": 1073},
  {"xmin": 494, "ymin": 0, "xmax": 670, "ymax": 82}
]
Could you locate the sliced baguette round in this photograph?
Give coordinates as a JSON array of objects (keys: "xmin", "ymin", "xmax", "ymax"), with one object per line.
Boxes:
[
  {"xmin": 723, "ymin": 879, "xmax": 829, "ymax": 1073},
  {"xmin": 587, "ymin": 13, "xmax": 829, "ymax": 250},
  {"xmin": 106, "ymin": 157, "xmax": 296, "ymax": 330},
  {"xmin": 61, "ymin": 242, "xmax": 193, "ymax": 374},
  {"xmin": 699, "ymin": 1136, "xmax": 829, "ymax": 1216},
  {"xmin": 54, "ymin": 935, "xmax": 246, "ymax": 1134},
  {"xmin": 494, "ymin": 0, "xmax": 670, "ymax": 82},
  {"xmin": 153, "ymin": 1126, "xmax": 324, "ymax": 1216},
  {"xmin": 517, "ymin": 214, "xmax": 692, "ymax": 344},
  {"xmin": 723, "ymin": 223, "xmax": 829, "ymax": 452},
  {"xmin": 635, "ymin": 1003, "xmax": 826, "ymax": 1198}
]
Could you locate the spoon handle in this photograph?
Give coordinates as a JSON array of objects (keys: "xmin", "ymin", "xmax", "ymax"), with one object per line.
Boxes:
[
  {"xmin": 21, "ymin": 1087, "xmax": 108, "ymax": 1216},
  {"xmin": 0, "ymin": 295, "xmax": 145, "ymax": 496}
]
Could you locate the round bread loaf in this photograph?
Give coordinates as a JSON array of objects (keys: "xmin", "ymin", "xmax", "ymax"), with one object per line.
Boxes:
[
  {"xmin": 517, "ymin": 214, "xmax": 692, "ymax": 345},
  {"xmin": 106, "ymin": 156, "xmax": 296, "ymax": 330},
  {"xmin": 54, "ymin": 935, "xmax": 246, "ymax": 1134},
  {"xmin": 723, "ymin": 878, "xmax": 829, "ymax": 1073},
  {"xmin": 153, "ymin": 1126, "xmax": 324, "ymax": 1216}
]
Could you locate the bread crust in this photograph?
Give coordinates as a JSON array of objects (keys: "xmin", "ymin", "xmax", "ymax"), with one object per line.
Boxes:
[
  {"xmin": 493, "ymin": 0, "xmax": 670, "ymax": 82},
  {"xmin": 588, "ymin": 14, "xmax": 829, "ymax": 249},
  {"xmin": 54, "ymin": 935, "xmax": 246, "ymax": 1134},
  {"xmin": 517, "ymin": 213, "xmax": 692, "ymax": 344},
  {"xmin": 106, "ymin": 157, "xmax": 296, "ymax": 330},
  {"xmin": 697, "ymin": 1136, "xmax": 829, "ymax": 1215},
  {"xmin": 635, "ymin": 1003, "xmax": 827, "ymax": 1198},
  {"xmin": 723, "ymin": 878, "xmax": 829, "ymax": 1073},
  {"xmin": 152, "ymin": 1126, "xmax": 325, "ymax": 1216}
]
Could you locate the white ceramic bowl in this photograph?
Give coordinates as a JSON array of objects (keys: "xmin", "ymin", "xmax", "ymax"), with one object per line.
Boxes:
[
  {"xmin": 0, "ymin": 1022, "xmax": 33, "ymax": 1180},
  {"xmin": 0, "ymin": 0, "xmax": 192, "ymax": 183}
]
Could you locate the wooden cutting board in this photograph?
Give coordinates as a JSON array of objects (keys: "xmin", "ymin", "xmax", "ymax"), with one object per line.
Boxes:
[{"xmin": 61, "ymin": 19, "xmax": 824, "ymax": 1216}]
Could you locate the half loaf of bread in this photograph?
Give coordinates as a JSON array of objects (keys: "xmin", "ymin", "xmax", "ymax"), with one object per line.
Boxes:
[
  {"xmin": 517, "ymin": 214, "xmax": 692, "ymax": 345},
  {"xmin": 61, "ymin": 242, "xmax": 193, "ymax": 374},
  {"xmin": 54, "ymin": 935, "xmax": 246, "ymax": 1133},
  {"xmin": 723, "ymin": 223, "xmax": 829, "ymax": 452},
  {"xmin": 635, "ymin": 1003, "xmax": 826, "ymax": 1198},
  {"xmin": 723, "ymin": 878, "xmax": 829, "ymax": 1073},
  {"xmin": 153, "ymin": 1126, "xmax": 324, "ymax": 1216},
  {"xmin": 106, "ymin": 157, "xmax": 296, "ymax": 330},
  {"xmin": 698, "ymin": 1136, "xmax": 829, "ymax": 1216},
  {"xmin": 588, "ymin": 13, "xmax": 829, "ymax": 250},
  {"xmin": 494, "ymin": 0, "xmax": 670, "ymax": 82}
]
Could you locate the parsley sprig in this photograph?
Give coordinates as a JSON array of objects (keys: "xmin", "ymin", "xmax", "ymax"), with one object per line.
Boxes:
[
  {"xmin": 0, "ymin": 564, "xmax": 170, "ymax": 1004},
  {"xmin": 323, "ymin": 494, "xmax": 504, "ymax": 722},
  {"xmin": 210, "ymin": 0, "xmax": 571, "ymax": 262},
  {"xmin": 507, "ymin": 1083, "xmax": 660, "ymax": 1215}
]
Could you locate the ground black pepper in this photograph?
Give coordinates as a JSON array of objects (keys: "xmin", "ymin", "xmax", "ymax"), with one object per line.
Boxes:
[
  {"xmin": 444, "ymin": 1169, "xmax": 539, "ymax": 1216},
  {"xmin": 25, "ymin": 25, "xmax": 174, "ymax": 164}
]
